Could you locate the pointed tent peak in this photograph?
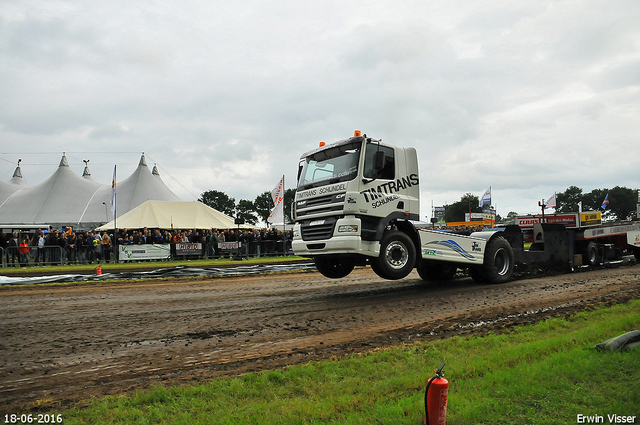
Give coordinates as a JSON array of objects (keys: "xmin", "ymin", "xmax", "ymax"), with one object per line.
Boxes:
[
  {"xmin": 82, "ymin": 159, "xmax": 94, "ymax": 179},
  {"xmin": 59, "ymin": 153, "xmax": 70, "ymax": 167},
  {"xmin": 138, "ymin": 153, "xmax": 147, "ymax": 167},
  {"xmin": 152, "ymin": 164, "xmax": 160, "ymax": 176},
  {"xmin": 12, "ymin": 159, "xmax": 23, "ymax": 179},
  {"xmin": 9, "ymin": 158, "xmax": 26, "ymax": 186}
]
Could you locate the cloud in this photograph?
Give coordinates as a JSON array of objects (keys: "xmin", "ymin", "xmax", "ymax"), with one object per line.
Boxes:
[{"xmin": 0, "ymin": 0, "xmax": 638, "ymax": 218}]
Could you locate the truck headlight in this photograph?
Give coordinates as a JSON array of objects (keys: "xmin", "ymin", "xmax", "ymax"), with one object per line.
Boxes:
[
  {"xmin": 293, "ymin": 229, "xmax": 300, "ymax": 239},
  {"xmin": 338, "ymin": 225, "xmax": 358, "ymax": 233}
]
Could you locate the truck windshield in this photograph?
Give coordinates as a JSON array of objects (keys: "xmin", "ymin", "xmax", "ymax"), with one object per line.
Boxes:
[{"xmin": 298, "ymin": 141, "xmax": 361, "ymax": 190}]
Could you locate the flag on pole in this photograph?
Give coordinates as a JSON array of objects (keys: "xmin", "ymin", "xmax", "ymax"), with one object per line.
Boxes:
[
  {"xmin": 601, "ymin": 193, "xmax": 609, "ymax": 209},
  {"xmin": 268, "ymin": 175, "xmax": 285, "ymax": 224},
  {"xmin": 544, "ymin": 193, "xmax": 556, "ymax": 209},
  {"xmin": 110, "ymin": 165, "xmax": 117, "ymax": 215},
  {"xmin": 479, "ymin": 187, "xmax": 491, "ymax": 207}
]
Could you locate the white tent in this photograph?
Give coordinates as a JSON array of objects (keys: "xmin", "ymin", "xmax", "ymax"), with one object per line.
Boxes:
[
  {"xmin": 0, "ymin": 164, "xmax": 27, "ymax": 205},
  {"xmin": 0, "ymin": 154, "xmax": 182, "ymax": 231},
  {"xmin": 96, "ymin": 200, "xmax": 255, "ymax": 231}
]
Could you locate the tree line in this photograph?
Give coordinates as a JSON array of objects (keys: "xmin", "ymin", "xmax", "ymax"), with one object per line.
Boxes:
[
  {"xmin": 442, "ymin": 186, "xmax": 638, "ymax": 223},
  {"xmin": 199, "ymin": 185, "xmax": 638, "ymax": 226},
  {"xmin": 198, "ymin": 189, "xmax": 297, "ymax": 225}
]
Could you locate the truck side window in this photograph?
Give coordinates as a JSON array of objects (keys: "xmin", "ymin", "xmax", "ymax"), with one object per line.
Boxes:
[{"xmin": 364, "ymin": 144, "xmax": 395, "ymax": 180}]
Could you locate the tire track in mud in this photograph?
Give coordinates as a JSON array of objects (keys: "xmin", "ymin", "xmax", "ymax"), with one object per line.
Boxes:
[{"xmin": 0, "ymin": 264, "xmax": 638, "ymax": 414}]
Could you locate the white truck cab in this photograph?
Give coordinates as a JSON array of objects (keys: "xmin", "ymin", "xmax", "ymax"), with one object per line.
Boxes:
[{"xmin": 292, "ymin": 131, "xmax": 514, "ymax": 284}]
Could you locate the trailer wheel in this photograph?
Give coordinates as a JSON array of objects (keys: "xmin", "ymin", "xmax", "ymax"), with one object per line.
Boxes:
[
  {"xmin": 314, "ymin": 256, "xmax": 355, "ymax": 279},
  {"xmin": 582, "ymin": 242, "xmax": 599, "ymax": 266},
  {"xmin": 481, "ymin": 237, "xmax": 514, "ymax": 284},
  {"xmin": 417, "ymin": 262, "xmax": 457, "ymax": 281},
  {"xmin": 372, "ymin": 231, "xmax": 416, "ymax": 280},
  {"xmin": 635, "ymin": 248, "xmax": 640, "ymax": 262}
]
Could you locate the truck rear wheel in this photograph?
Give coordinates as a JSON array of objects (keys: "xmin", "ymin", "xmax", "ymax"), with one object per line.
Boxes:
[
  {"xmin": 417, "ymin": 262, "xmax": 457, "ymax": 281},
  {"xmin": 314, "ymin": 256, "xmax": 355, "ymax": 279},
  {"xmin": 372, "ymin": 231, "xmax": 416, "ymax": 280},
  {"xmin": 479, "ymin": 237, "xmax": 513, "ymax": 284}
]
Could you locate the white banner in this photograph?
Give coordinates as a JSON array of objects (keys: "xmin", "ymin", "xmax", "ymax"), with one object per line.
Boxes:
[
  {"xmin": 119, "ymin": 244, "xmax": 170, "ymax": 261},
  {"xmin": 218, "ymin": 242, "xmax": 241, "ymax": 250},
  {"xmin": 268, "ymin": 176, "xmax": 285, "ymax": 224}
]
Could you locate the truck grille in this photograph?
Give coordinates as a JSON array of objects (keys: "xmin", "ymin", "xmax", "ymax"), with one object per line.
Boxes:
[
  {"xmin": 300, "ymin": 218, "xmax": 337, "ymax": 241},
  {"xmin": 296, "ymin": 193, "xmax": 345, "ymax": 219}
]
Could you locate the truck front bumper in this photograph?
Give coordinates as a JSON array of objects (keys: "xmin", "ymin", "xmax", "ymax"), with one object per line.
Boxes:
[{"xmin": 292, "ymin": 218, "xmax": 380, "ymax": 258}]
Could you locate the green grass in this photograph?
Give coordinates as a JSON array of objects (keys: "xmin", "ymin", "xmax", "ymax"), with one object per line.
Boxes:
[
  {"xmin": 60, "ymin": 300, "xmax": 640, "ymax": 424},
  {"xmin": 0, "ymin": 255, "xmax": 307, "ymax": 276}
]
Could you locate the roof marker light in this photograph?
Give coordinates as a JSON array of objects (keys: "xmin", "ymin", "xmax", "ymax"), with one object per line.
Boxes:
[
  {"xmin": 319, "ymin": 141, "xmax": 326, "ymax": 147},
  {"xmin": 354, "ymin": 130, "xmax": 362, "ymax": 137}
]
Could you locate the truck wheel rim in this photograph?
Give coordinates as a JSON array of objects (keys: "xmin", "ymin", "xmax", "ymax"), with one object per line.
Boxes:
[
  {"xmin": 385, "ymin": 241, "xmax": 409, "ymax": 269},
  {"xmin": 494, "ymin": 248, "xmax": 510, "ymax": 276}
]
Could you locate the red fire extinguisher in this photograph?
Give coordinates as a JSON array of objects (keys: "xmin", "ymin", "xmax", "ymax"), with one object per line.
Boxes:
[
  {"xmin": 424, "ymin": 361, "xmax": 448, "ymax": 425},
  {"xmin": 95, "ymin": 266, "xmax": 102, "ymax": 275}
]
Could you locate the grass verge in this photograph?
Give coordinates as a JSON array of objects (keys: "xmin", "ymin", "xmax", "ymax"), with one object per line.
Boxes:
[
  {"xmin": 62, "ymin": 300, "xmax": 640, "ymax": 424},
  {"xmin": 0, "ymin": 255, "xmax": 308, "ymax": 276}
]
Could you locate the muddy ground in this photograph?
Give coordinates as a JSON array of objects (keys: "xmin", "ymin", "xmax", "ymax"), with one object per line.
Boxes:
[{"xmin": 1, "ymin": 263, "xmax": 639, "ymax": 414}]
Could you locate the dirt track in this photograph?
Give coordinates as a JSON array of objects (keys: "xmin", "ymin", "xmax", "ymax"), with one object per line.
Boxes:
[{"xmin": 1, "ymin": 263, "xmax": 639, "ymax": 414}]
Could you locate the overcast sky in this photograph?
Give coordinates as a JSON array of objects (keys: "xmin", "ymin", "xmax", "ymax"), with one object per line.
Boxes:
[{"xmin": 1, "ymin": 0, "xmax": 638, "ymax": 220}]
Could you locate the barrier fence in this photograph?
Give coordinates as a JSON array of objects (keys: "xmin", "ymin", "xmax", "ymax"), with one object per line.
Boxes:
[{"xmin": 1, "ymin": 239, "xmax": 293, "ymax": 268}]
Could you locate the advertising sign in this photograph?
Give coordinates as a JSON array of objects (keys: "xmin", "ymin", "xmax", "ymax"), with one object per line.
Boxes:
[
  {"xmin": 119, "ymin": 244, "xmax": 171, "ymax": 261},
  {"xmin": 176, "ymin": 243, "xmax": 202, "ymax": 256},
  {"xmin": 579, "ymin": 212, "xmax": 602, "ymax": 227},
  {"xmin": 516, "ymin": 214, "xmax": 579, "ymax": 228}
]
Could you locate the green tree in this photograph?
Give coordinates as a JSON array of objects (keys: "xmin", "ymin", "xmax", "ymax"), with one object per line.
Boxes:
[
  {"xmin": 254, "ymin": 191, "xmax": 273, "ymax": 224},
  {"xmin": 236, "ymin": 199, "xmax": 258, "ymax": 225},
  {"xmin": 198, "ymin": 190, "xmax": 236, "ymax": 216},
  {"xmin": 595, "ymin": 186, "xmax": 637, "ymax": 221},
  {"xmin": 555, "ymin": 185, "xmax": 637, "ymax": 221},
  {"xmin": 444, "ymin": 193, "xmax": 481, "ymax": 222},
  {"xmin": 556, "ymin": 186, "xmax": 583, "ymax": 213}
]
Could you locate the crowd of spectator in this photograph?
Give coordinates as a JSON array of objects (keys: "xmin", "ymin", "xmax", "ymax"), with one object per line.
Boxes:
[{"xmin": 0, "ymin": 226, "xmax": 293, "ymax": 267}]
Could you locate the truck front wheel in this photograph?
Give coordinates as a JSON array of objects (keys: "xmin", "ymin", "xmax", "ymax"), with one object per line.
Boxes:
[
  {"xmin": 314, "ymin": 256, "xmax": 355, "ymax": 279},
  {"xmin": 372, "ymin": 231, "xmax": 416, "ymax": 280}
]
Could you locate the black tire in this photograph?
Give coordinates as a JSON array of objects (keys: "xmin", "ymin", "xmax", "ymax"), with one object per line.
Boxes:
[
  {"xmin": 481, "ymin": 237, "xmax": 514, "ymax": 284},
  {"xmin": 582, "ymin": 242, "xmax": 598, "ymax": 266},
  {"xmin": 314, "ymin": 256, "xmax": 355, "ymax": 279},
  {"xmin": 417, "ymin": 262, "xmax": 457, "ymax": 281},
  {"xmin": 635, "ymin": 248, "xmax": 640, "ymax": 262},
  {"xmin": 469, "ymin": 266, "xmax": 488, "ymax": 284},
  {"xmin": 372, "ymin": 230, "xmax": 416, "ymax": 280}
]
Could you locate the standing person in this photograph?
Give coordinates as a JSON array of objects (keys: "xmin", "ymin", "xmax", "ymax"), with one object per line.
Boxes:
[
  {"xmin": 18, "ymin": 236, "xmax": 30, "ymax": 267},
  {"xmin": 47, "ymin": 230, "xmax": 59, "ymax": 265},
  {"xmin": 35, "ymin": 230, "xmax": 46, "ymax": 265},
  {"xmin": 67, "ymin": 232, "xmax": 77, "ymax": 264},
  {"xmin": 8, "ymin": 232, "xmax": 19, "ymax": 267},
  {"xmin": 0, "ymin": 232, "xmax": 7, "ymax": 266},
  {"xmin": 58, "ymin": 230, "xmax": 68, "ymax": 265},
  {"xmin": 101, "ymin": 232, "xmax": 111, "ymax": 263},
  {"xmin": 85, "ymin": 232, "xmax": 95, "ymax": 264},
  {"xmin": 19, "ymin": 236, "xmax": 31, "ymax": 267},
  {"xmin": 93, "ymin": 231, "xmax": 103, "ymax": 262}
]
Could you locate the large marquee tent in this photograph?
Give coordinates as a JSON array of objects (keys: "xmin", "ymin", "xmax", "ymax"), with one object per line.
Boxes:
[
  {"xmin": 96, "ymin": 200, "xmax": 255, "ymax": 231},
  {"xmin": 0, "ymin": 154, "xmax": 183, "ymax": 231}
]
